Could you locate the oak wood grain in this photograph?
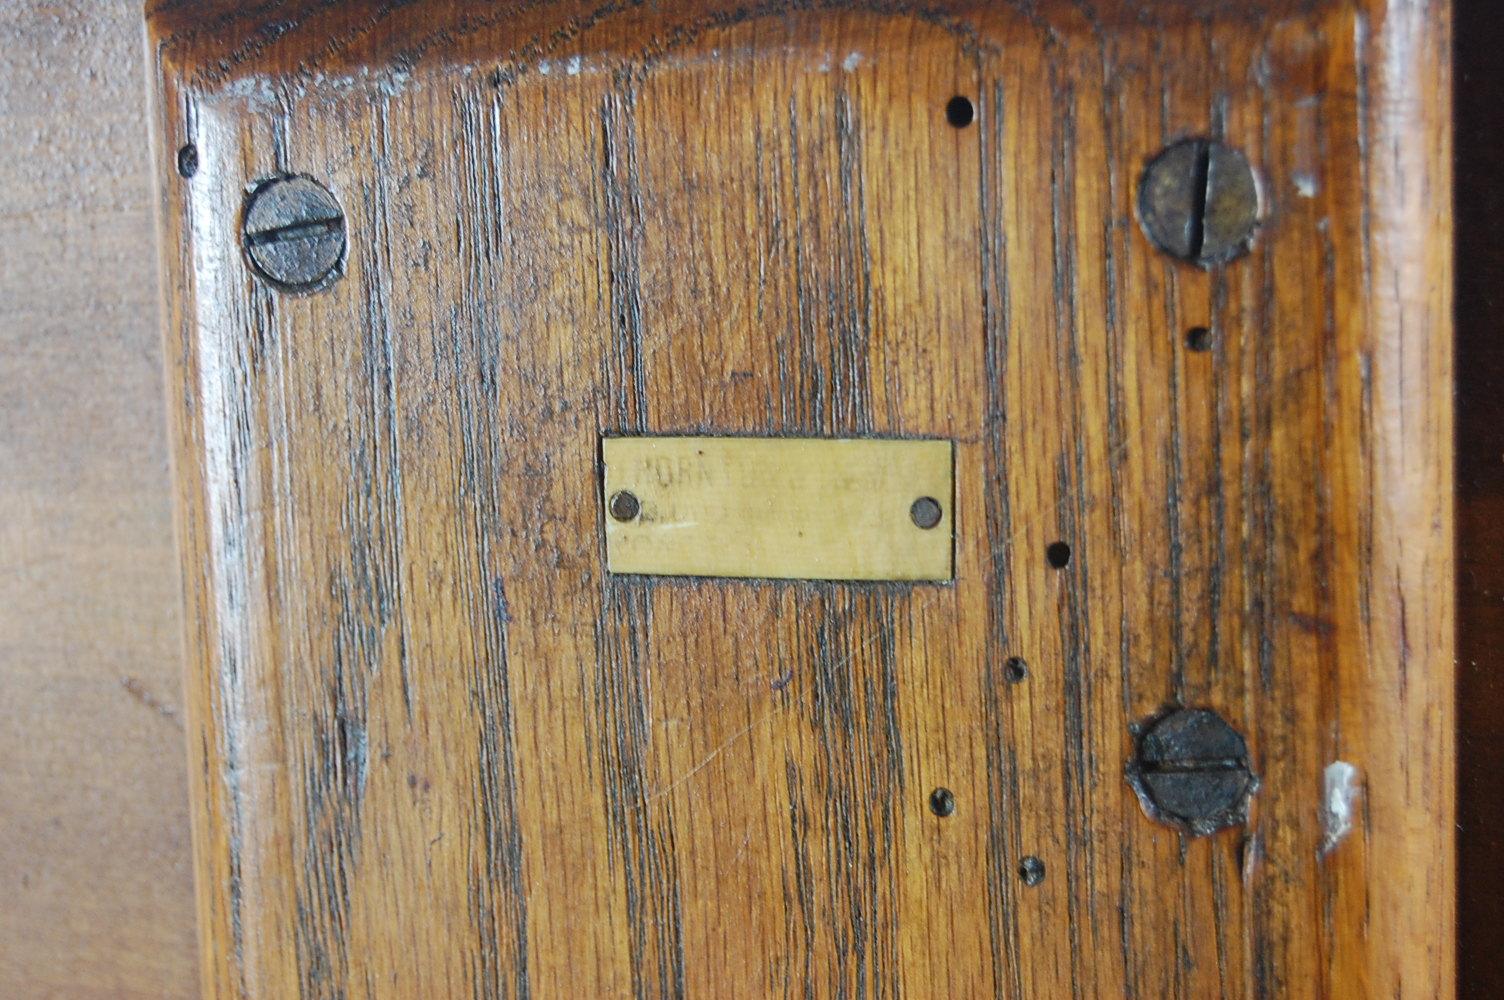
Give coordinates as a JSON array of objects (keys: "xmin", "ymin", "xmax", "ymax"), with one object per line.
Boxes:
[
  {"xmin": 146, "ymin": 1, "xmax": 1454, "ymax": 997},
  {"xmin": 0, "ymin": 2, "xmax": 197, "ymax": 998}
]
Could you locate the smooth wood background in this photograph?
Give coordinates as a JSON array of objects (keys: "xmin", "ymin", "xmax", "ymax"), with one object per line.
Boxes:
[
  {"xmin": 0, "ymin": 2, "xmax": 198, "ymax": 998},
  {"xmin": 147, "ymin": 1, "xmax": 1451, "ymax": 998}
]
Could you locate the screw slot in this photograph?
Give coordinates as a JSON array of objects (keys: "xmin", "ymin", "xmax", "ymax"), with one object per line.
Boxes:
[
  {"xmin": 945, "ymin": 95, "xmax": 975, "ymax": 128},
  {"xmin": 609, "ymin": 490, "xmax": 641, "ymax": 522},
  {"xmin": 176, "ymin": 144, "xmax": 199, "ymax": 179},
  {"xmin": 1019, "ymin": 856, "xmax": 1046, "ymax": 887},
  {"xmin": 910, "ymin": 497, "xmax": 943, "ymax": 530},
  {"xmin": 242, "ymin": 175, "xmax": 347, "ymax": 293},
  {"xmin": 929, "ymin": 788, "xmax": 956, "ymax": 817}
]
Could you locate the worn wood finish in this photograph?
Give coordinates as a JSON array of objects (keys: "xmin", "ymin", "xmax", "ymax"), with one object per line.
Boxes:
[
  {"xmin": 147, "ymin": 1, "xmax": 1453, "ymax": 997},
  {"xmin": 0, "ymin": 2, "xmax": 198, "ymax": 998}
]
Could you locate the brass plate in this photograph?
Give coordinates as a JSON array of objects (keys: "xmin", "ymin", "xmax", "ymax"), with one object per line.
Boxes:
[{"xmin": 602, "ymin": 437, "xmax": 954, "ymax": 581}]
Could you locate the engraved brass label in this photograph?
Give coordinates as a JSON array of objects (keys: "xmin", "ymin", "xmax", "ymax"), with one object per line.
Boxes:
[{"xmin": 602, "ymin": 436, "xmax": 954, "ymax": 581}]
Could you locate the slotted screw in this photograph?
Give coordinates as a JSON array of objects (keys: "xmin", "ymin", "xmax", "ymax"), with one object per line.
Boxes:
[
  {"xmin": 1138, "ymin": 139, "xmax": 1260, "ymax": 268},
  {"xmin": 1126, "ymin": 707, "xmax": 1259, "ymax": 837},
  {"xmin": 242, "ymin": 175, "xmax": 346, "ymax": 292}
]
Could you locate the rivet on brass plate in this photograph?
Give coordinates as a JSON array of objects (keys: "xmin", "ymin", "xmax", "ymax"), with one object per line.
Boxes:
[
  {"xmin": 910, "ymin": 496, "xmax": 943, "ymax": 530},
  {"xmin": 608, "ymin": 490, "xmax": 641, "ymax": 522}
]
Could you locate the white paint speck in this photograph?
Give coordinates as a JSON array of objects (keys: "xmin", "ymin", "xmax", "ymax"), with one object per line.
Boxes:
[
  {"xmin": 1321, "ymin": 760, "xmax": 1361, "ymax": 856},
  {"xmin": 566, "ymin": 55, "xmax": 583, "ymax": 76},
  {"xmin": 1295, "ymin": 172, "xmax": 1319, "ymax": 198},
  {"xmin": 538, "ymin": 60, "xmax": 551, "ymax": 76},
  {"xmin": 842, "ymin": 51, "xmax": 863, "ymax": 71}
]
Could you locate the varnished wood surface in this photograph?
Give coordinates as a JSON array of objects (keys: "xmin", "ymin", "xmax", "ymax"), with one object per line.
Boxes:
[
  {"xmin": 0, "ymin": 2, "xmax": 197, "ymax": 998},
  {"xmin": 148, "ymin": 1, "xmax": 1454, "ymax": 997}
]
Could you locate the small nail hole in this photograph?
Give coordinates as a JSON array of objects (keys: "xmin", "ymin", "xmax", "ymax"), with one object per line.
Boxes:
[
  {"xmin": 1186, "ymin": 326, "xmax": 1214, "ymax": 352},
  {"xmin": 910, "ymin": 496, "xmax": 943, "ymax": 530},
  {"xmin": 176, "ymin": 144, "xmax": 199, "ymax": 179},
  {"xmin": 609, "ymin": 491, "xmax": 640, "ymax": 522},
  {"xmin": 945, "ymin": 95, "xmax": 975, "ymax": 128},
  {"xmin": 929, "ymin": 788, "xmax": 956, "ymax": 817},
  {"xmin": 1004, "ymin": 657, "xmax": 1028, "ymax": 684},
  {"xmin": 1019, "ymin": 856, "xmax": 1046, "ymax": 886},
  {"xmin": 1046, "ymin": 541, "xmax": 1071, "ymax": 569}
]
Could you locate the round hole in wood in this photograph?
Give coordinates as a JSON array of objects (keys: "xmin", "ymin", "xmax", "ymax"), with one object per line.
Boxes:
[
  {"xmin": 946, "ymin": 95, "xmax": 975, "ymax": 128},
  {"xmin": 176, "ymin": 144, "xmax": 199, "ymax": 179},
  {"xmin": 1186, "ymin": 325, "xmax": 1214, "ymax": 352}
]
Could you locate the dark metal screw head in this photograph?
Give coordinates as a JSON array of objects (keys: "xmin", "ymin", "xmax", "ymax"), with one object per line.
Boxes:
[
  {"xmin": 1126, "ymin": 707, "xmax": 1259, "ymax": 837},
  {"xmin": 1018, "ymin": 856, "xmax": 1046, "ymax": 887},
  {"xmin": 1004, "ymin": 657, "xmax": 1028, "ymax": 684},
  {"xmin": 609, "ymin": 490, "xmax": 641, "ymax": 522},
  {"xmin": 1138, "ymin": 139, "xmax": 1260, "ymax": 268},
  {"xmin": 910, "ymin": 496, "xmax": 943, "ymax": 530},
  {"xmin": 929, "ymin": 787, "xmax": 956, "ymax": 817},
  {"xmin": 242, "ymin": 175, "xmax": 346, "ymax": 292}
]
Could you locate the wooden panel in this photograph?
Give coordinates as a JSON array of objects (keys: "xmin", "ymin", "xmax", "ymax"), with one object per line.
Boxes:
[
  {"xmin": 0, "ymin": 2, "xmax": 197, "ymax": 998},
  {"xmin": 602, "ymin": 437, "xmax": 954, "ymax": 581},
  {"xmin": 145, "ymin": 1, "xmax": 1453, "ymax": 997}
]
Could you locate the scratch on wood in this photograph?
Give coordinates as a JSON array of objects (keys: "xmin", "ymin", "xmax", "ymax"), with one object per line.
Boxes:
[{"xmin": 119, "ymin": 676, "xmax": 182, "ymax": 728}]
